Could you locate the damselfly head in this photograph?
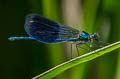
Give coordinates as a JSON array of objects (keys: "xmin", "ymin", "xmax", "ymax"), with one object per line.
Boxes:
[{"xmin": 90, "ymin": 32, "xmax": 100, "ymax": 41}]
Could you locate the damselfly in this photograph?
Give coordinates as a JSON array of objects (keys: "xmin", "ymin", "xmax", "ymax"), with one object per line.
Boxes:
[{"xmin": 8, "ymin": 14, "xmax": 107, "ymax": 58}]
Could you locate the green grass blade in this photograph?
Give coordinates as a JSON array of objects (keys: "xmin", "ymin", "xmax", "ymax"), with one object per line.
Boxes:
[{"xmin": 32, "ymin": 41, "xmax": 120, "ymax": 79}]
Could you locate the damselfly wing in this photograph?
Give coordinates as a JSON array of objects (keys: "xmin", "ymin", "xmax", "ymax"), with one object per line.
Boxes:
[{"xmin": 25, "ymin": 14, "xmax": 80, "ymax": 43}]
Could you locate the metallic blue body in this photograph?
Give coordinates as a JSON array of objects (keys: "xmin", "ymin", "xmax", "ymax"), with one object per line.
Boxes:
[
  {"xmin": 8, "ymin": 14, "xmax": 92, "ymax": 43},
  {"xmin": 8, "ymin": 14, "xmax": 101, "ymax": 59}
]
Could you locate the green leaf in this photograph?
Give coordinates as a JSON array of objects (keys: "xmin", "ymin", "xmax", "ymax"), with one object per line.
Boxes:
[{"xmin": 32, "ymin": 41, "xmax": 120, "ymax": 79}]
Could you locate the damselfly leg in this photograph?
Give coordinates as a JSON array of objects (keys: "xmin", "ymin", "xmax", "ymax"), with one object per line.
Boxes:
[
  {"xmin": 76, "ymin": 42, "xmax": 91, "ymax": 53},
  {"xmin": 89, "ymin": 40, "xmax": 110, "ymax": 48},
  {"xmin": 70, "ymin": 42, "xmax": 91, "ymax": 59},
  {"xmin": 70, "ymin": 44, "xmax": 73, "ymax": 59}
]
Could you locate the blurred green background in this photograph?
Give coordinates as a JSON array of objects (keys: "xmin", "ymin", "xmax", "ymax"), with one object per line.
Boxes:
[{"xmin": 2, "ymin": 0, "xmax": 120, "ymax": 79}]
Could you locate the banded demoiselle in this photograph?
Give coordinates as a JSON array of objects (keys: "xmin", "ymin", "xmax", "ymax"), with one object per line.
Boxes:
[{"xmin": 8, "ymin": 14, "xmax": 104, "ymax": 58}]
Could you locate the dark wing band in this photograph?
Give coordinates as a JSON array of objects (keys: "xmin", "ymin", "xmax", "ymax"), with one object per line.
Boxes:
[{"xmin": 25, "ymin": 14, "xmax": 80, "ymax": 43}]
